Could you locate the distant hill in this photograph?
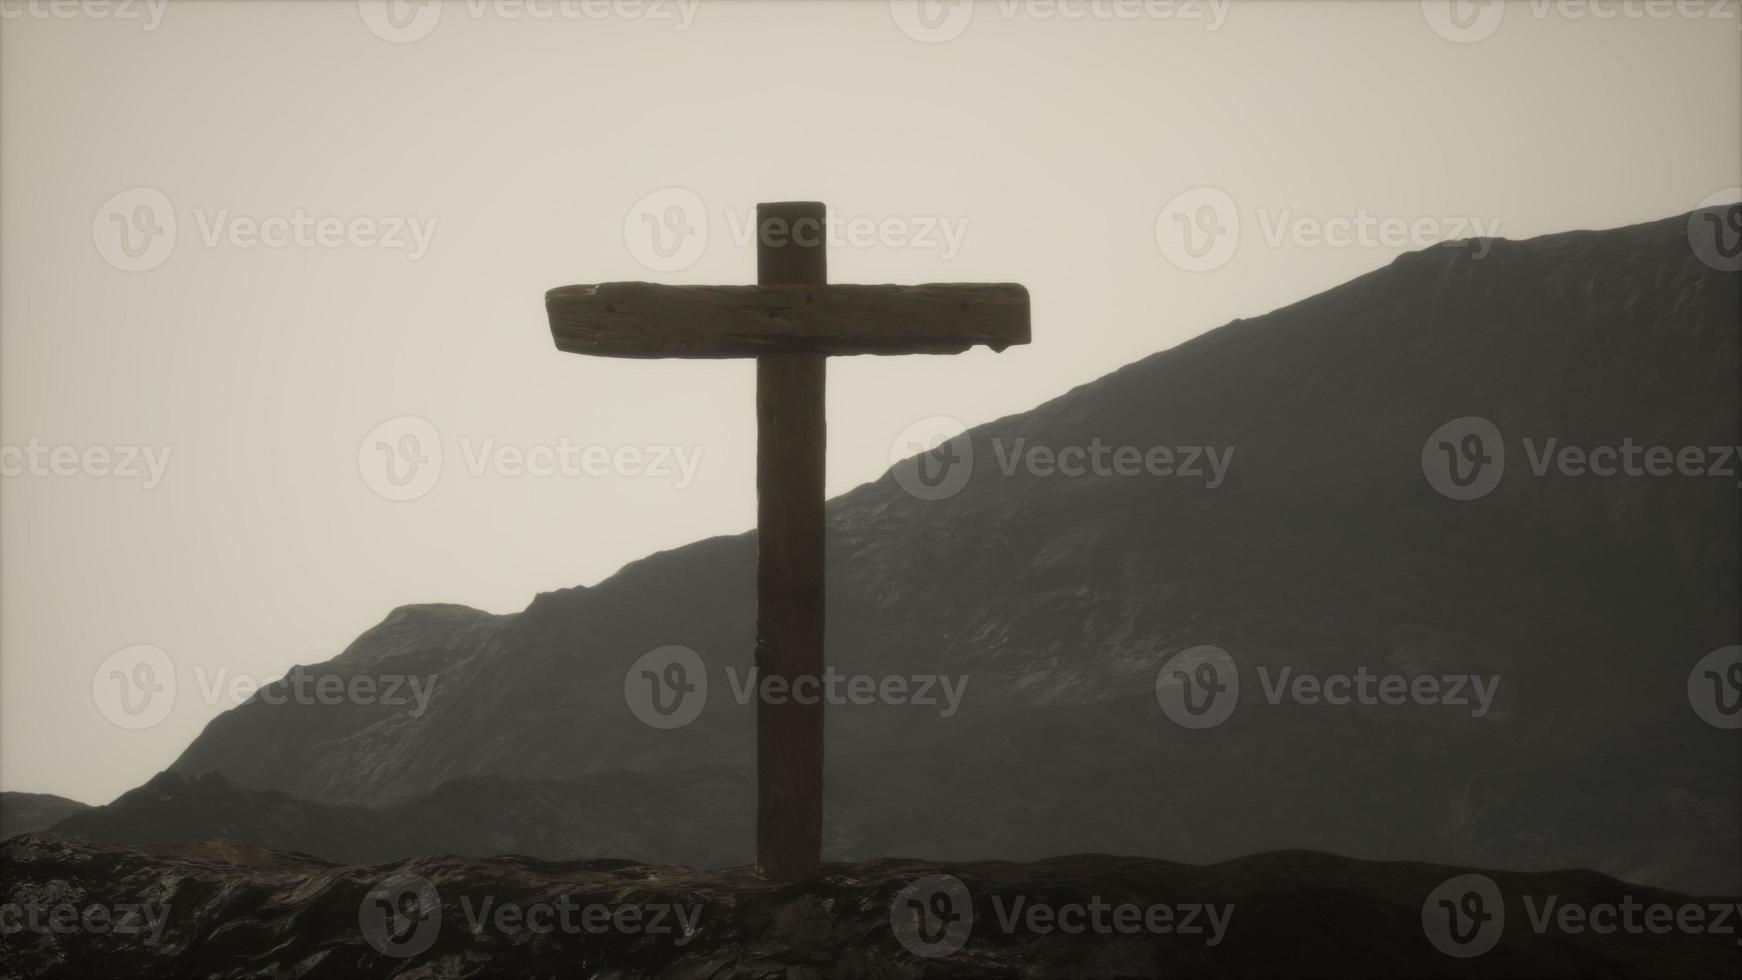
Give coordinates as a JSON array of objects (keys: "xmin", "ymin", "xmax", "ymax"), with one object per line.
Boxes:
[
  {"xmin": 50, "ymin": 768, "xmax": 750, "ymax": 868},
  {"xmin": 0, "ymin": 792, "xmax": 89, "ymax": 840},
  {"xmin": 141, "ymin": 207, "xmax": 1740, "ymax": 894}
]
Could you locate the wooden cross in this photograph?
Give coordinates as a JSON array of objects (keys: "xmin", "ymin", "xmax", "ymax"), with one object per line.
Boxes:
[{"xmin": 546, "ymin": 201, "xmax": 1030, "ymax": 880}]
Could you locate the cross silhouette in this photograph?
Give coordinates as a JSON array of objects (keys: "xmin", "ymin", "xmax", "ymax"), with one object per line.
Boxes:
[{"xmin": 546, "ymin": 201, "xmax": 1030, "ymax": 879}]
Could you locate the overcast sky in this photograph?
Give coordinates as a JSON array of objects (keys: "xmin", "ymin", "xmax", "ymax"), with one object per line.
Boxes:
[{"xmin": 2, "ymin": 0, "xmax": 1738, "ymax": 804}]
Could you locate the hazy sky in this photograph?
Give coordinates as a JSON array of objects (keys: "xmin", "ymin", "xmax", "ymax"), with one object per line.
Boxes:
[{"xmin": 2, "ymin": 0, "xmax": 1738, "ymax": 805}]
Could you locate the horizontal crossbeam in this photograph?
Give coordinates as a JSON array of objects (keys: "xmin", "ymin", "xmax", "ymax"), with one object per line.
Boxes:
[{"xmin": 547, "ymin": 282, "xmax": 1030, "ymax": 358}]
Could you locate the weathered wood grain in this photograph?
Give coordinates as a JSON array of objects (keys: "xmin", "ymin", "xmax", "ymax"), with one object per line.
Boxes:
[
  {"xmin": 546, "ymin": 281, "xmax": 1030, "ymax": 357},
  {"xmin": 754, "ymin": 202, "xmax": 827, "ymax": 882}
]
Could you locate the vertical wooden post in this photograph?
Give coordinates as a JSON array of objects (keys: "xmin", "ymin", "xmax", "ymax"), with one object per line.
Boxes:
[{"xmin": 755, "ymin": 201, "xmax": 826, "ymax": 880}]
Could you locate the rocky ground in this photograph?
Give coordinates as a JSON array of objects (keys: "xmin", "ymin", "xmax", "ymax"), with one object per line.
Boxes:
[{"xmin": 3, "ymin": 833, "xmax": 1738, "ymax": 979}]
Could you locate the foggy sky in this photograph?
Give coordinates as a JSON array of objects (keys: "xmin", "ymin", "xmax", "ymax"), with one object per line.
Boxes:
[{"xmin": 2, "ymin": 0, "xmax": 1738, "ymax": 804}]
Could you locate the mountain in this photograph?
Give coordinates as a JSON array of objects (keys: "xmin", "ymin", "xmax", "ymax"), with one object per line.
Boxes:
[
  {"xmin": 6, "ymin": 833, "xmax": 1738, "ymax": 980},
  {"xmin": 151, "ymin": 207, "xmax": 1739, "ymax": 893},
  {"xmin": 0, "ymin": 792, "xmax": 89, "ymax": 839},
  {"xmin": 50, "ymin": 768, "xmax": 752, "ymax": 868}
]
